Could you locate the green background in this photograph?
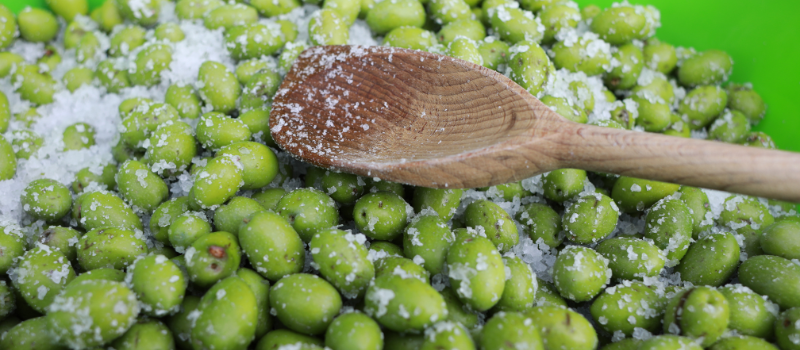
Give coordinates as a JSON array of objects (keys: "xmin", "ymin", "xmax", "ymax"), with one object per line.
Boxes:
[
  {"xmin": 3, "ymin": 0, "xmax": 798, "ymax": 153},
  {"xmin": 575, "ymin": 0, "xmax": 800, "ymax": 153}
]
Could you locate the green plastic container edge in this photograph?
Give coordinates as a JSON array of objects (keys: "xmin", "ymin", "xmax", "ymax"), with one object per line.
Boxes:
[{"xmin": 3, "ymin": 0, "xmax": 799, "ymax": 209}]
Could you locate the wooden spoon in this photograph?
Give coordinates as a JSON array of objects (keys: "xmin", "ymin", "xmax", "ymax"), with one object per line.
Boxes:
[{"xmin": 270, "ymin": 45, "xmax": 800, "ymax": 202}]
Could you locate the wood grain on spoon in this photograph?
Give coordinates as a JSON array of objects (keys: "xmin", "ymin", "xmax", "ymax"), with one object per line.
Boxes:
[{"xmin": 270, "ymin": 45, "xmax": 800, "ymax": 202}]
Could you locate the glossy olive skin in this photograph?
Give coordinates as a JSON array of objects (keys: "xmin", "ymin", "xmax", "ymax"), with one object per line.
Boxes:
[
  {"xmin": 270, "ymin": 273, "xmax": 342, "ymax": 335},
  {"xmin": 446, "ymin": 234, "xmax": 506, "ymax": 311},
  {"xmin": 47, "ymin": 280, "xmax": 140, "ymax": 349},
  {"xmin": 719, "ymin": 284, "xmax": 777, "ymax": 339},
  {"xmin": 663, "ymin": 286, "xmax": 730, "ymax": 347},
  {"xmin": 192, "ymin": 276, "xmax": 258, "ymax": 350},
  {"xmin": 591, "ymin": 281, "xmax": 665, "ymax": 335},
  {"xmin": 739, "ymin": 255, "xmax": 800, "ymax": 309},
  {"xmin": 674, "ymin": 232, "xmax": 740, "ymax": 286},
  {"xmin": 526, "ymin": 305, "xmax": 598, "ymax": 350},
  {"xmin": 310, "ymin": 229, "xmax": 374, "ymax": 298},
  {"xmin": 364, "ymin": 273, "xmax": 448, "ymax": 333},
  {"xmin": 596, "ymin": 237, "xmax": 665, "ymax": 280},
  {"xmin": 552, "ymin": 246, "xmax": 611, "ymax": 302}
]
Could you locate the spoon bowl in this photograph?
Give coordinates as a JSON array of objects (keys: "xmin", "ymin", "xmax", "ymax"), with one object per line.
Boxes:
[
  {"xmin": 271, "ymin": 45, "xmax": 800, "ymax": 201},
  {"xmin": 271, "ymin": 45, "xmax": 563, "ymax": 187}
]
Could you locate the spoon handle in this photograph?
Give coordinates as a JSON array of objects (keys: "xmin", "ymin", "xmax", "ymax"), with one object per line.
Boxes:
[{"xmin": 550, "ymin": 123, "xmax": 800, "ymax": 202}]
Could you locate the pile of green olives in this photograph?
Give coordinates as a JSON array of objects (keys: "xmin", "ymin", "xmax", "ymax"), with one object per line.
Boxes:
[{"xmin": 0, "ymin": 0, "xmax": 796, "ymax": 350}]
